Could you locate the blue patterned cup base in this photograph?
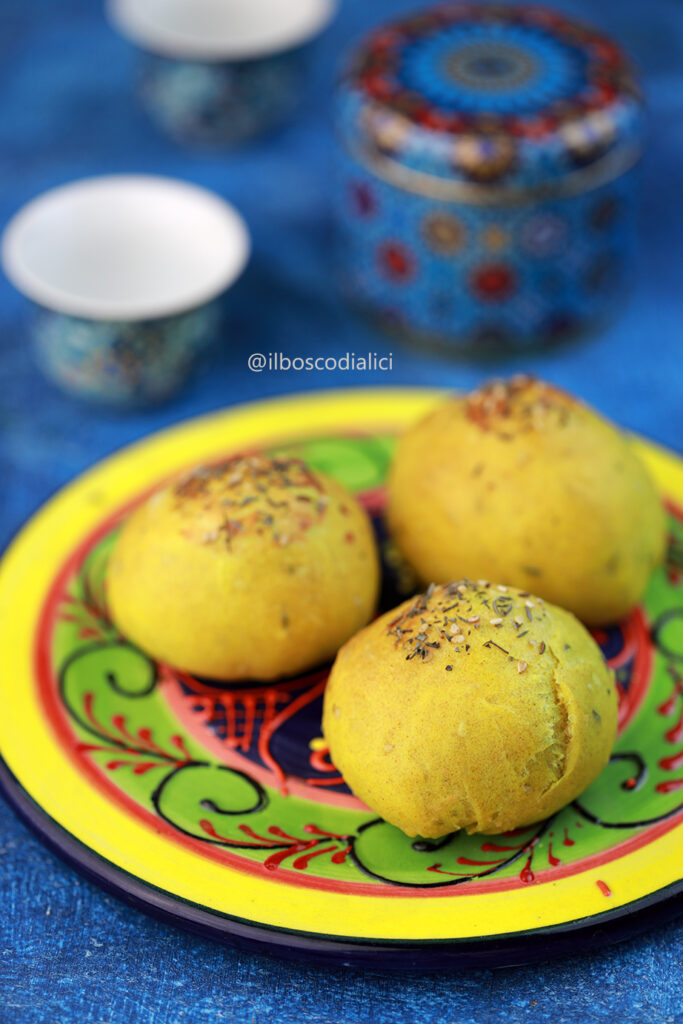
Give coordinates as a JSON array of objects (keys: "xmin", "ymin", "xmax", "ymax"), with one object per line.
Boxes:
[
  {"xmin": 140, "ymin": 49, "xmax": 307, "ymax": 146},
  {"xmin": 32, "ymin": 302, "xmax": 220, "ymax": 407}
]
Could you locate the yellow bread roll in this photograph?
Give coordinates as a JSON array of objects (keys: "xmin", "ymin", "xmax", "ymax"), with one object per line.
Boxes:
[
  {"xmin": 387, "ymin": 376, "xmax": 666, "ymax": 625},
  {"xmin": 108, "ymin": 455, "xmax": 380, "ymax": 680},
  {"xmin": 323, "ymin": 580, "xmax": 617, "ymax": 837}
]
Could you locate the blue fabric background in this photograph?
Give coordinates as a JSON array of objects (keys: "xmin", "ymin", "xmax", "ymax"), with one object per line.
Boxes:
[{"xmin": 0, "ymin": 1, "xmax": 682, "ymax": 1020}]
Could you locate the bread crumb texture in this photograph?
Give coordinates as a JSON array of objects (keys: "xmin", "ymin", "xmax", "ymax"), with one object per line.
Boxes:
[
  {"xmin": 323, "ymin": 579, "xmax": 617, "ymax": 837},
  {"xmin": 387, "ymin": 375, "xmax": 667, "ymax": 624},
  {"xmin": 107, "ymin": 455, "xmax": 380, "ymax": 680}
]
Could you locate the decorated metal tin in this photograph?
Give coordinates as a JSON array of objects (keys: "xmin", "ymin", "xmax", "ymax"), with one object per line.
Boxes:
[{"xmin": 335, "ymin": 4, "xmax": 644, "ymax": 352}]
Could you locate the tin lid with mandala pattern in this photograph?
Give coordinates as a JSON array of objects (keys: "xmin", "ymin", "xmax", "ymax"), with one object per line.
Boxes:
[{"xmin": 337, "ymin": 3, "xmax": 643, "ymax": 193}]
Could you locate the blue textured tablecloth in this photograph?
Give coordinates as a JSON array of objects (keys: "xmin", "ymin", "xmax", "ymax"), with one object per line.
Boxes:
[{"xmin": 1, "ymin": 1, "xmax": 682, "ymax": 1021}]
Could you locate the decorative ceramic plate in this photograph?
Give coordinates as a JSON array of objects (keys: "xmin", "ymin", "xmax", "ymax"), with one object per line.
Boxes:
[{"xmin": 1, "ymin": 389, "xmax": 682, "ymax": 968}]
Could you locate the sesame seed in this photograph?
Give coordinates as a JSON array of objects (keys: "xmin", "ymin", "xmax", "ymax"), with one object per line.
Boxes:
[
  {"xmin": 497, "ymin": 585, "xmax": 508, "ymax": 593},
  {"xmin": 518, "ymin": 661, "xmax": 528, "ymax": 673},
  {"xmin": 539, "ymin": 641, "xmax": 546, "ymax": 654},
  {"xmin": 489, "ymin": 618, "xmax": 503, "ymax": 626}
]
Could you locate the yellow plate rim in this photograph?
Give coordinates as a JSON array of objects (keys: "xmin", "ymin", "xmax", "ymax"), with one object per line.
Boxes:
[{"xmin": 0, "ymin": 387, "xmax": 682, "ymax": 943}]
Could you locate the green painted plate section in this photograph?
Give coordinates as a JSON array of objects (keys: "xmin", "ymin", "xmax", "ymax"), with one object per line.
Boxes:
[{"xmin": 47, "ymin": 434, "xmax": 683, "ymax": 891}]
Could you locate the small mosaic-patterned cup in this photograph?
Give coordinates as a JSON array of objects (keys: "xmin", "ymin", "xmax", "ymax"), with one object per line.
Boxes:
[
  {"xmin": 334, "ymin": 4, "xmax": 644, "ymax": 354},
  {"xmin": 2, "ymin": 175, "xmax": 250, "ymax": 407},
  {"xmin": 108, "ymin": 0, "xmax": 337, "ymax": 146}
]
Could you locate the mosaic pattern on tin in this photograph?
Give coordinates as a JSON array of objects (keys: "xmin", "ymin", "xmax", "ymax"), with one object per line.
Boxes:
[
  {"xmin": 348, "ymin": 4, "xmax": 642, "ymax": 183},
  {"xmin": 336, "ymin": 155, "xmax": 637, "ymax": 349}
]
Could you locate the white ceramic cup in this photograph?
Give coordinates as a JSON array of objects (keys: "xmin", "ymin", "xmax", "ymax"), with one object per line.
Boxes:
[
  {"xmin": 2, "ymin": 174, "xmax": 250, "ymax": 405},
  {"xmin": 107, "ymin": 0, "xmax": 338, "ymax": 145}
]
